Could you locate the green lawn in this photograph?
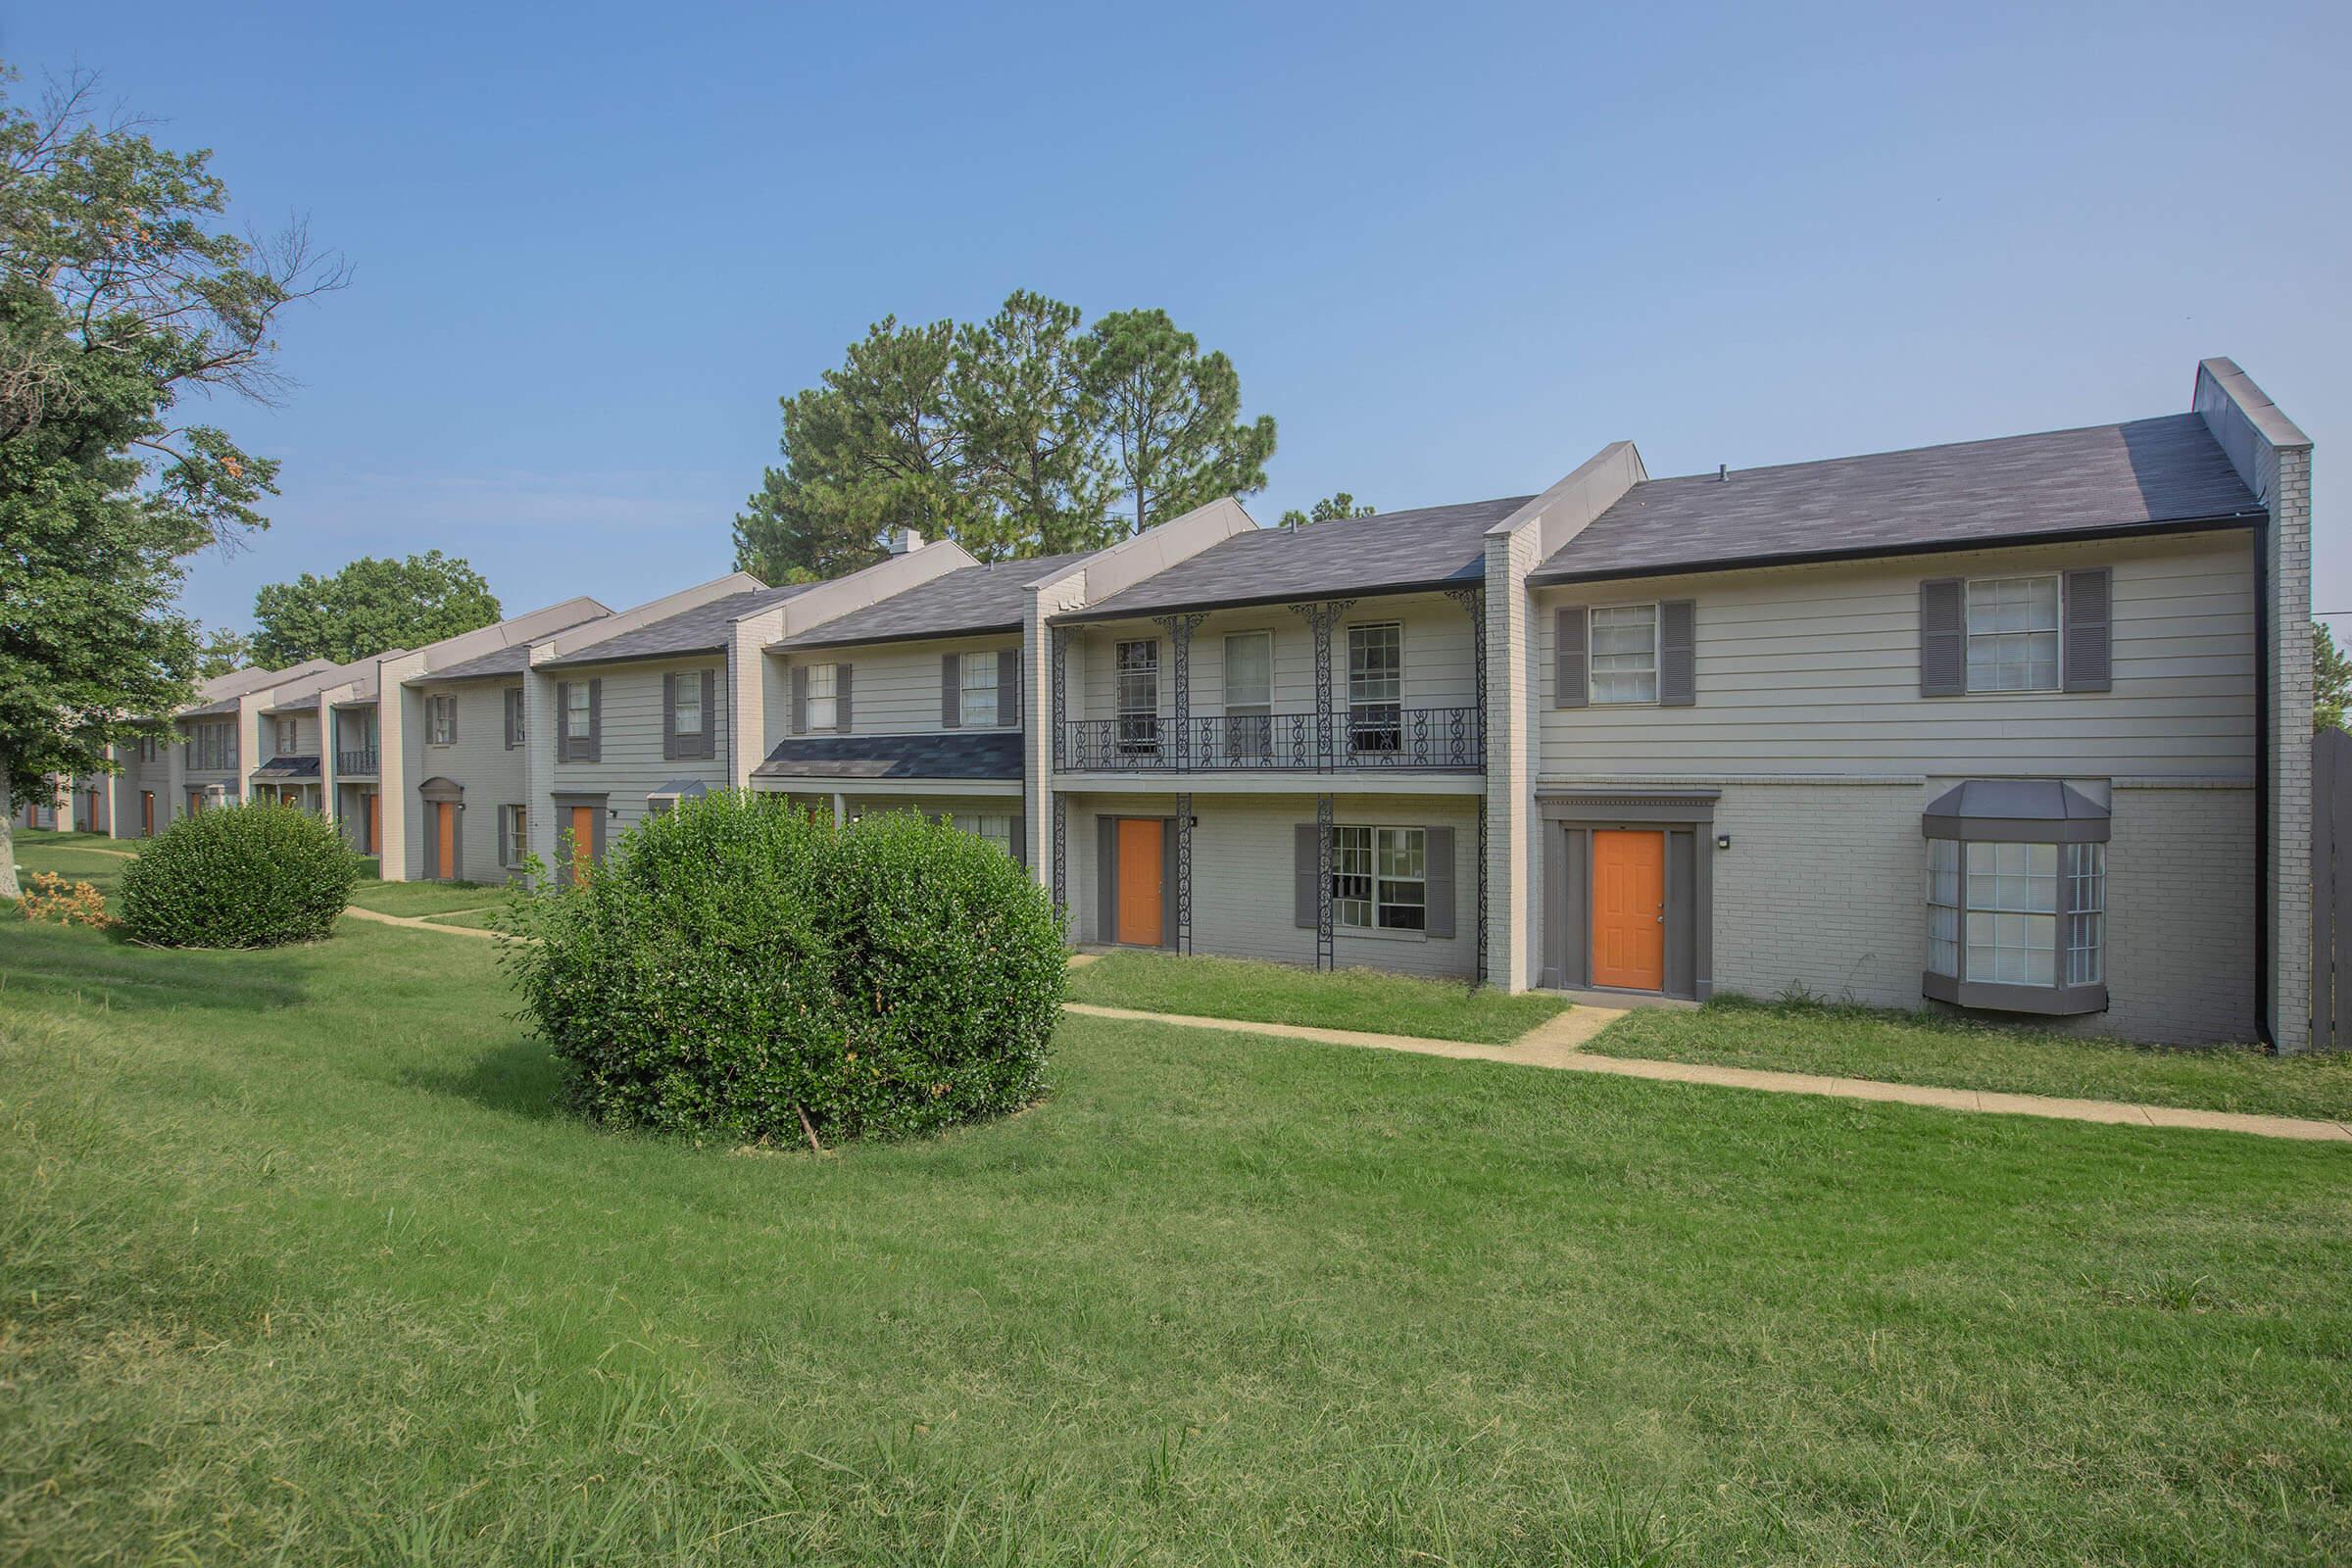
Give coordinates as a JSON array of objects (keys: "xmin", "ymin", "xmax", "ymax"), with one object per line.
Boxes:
[
  {"xmin": 10, "ymin": 826, "xmax": 123, "ymax": 855},
  {"xmin": 345, "ymin": 878, "xmax": 513, "ymax": 918},
  {"xmin": 1067, "ymin": 949, "xmax": 1570, "ymax": 1044},
  {"xmin": 421, "ymin": 905, "xmax": 506, "ymax": 930},
  {"xmin": 1593, "ymin": 994, "xmax": 2352, "ymax": 1124},
  {"xmin": 9, "ymin": 844, "xmax": 132, "ymax": 904},
  {"xmin": 4, "ymin": 895, "xmax": 2350, "ymax": 1562}
]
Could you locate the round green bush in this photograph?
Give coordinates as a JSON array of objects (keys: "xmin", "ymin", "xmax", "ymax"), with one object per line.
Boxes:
[
  {"xmin": 119, "ymin": 800, "xmax": 362, "ymax": 948},
  {"xmin": 505, "ymin": 791, "xmax": 1066, "ymax": 1144}
]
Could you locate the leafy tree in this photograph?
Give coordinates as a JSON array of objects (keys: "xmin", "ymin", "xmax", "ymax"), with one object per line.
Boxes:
[
  {"xmin": 951, "ymin": 291, "xmax": 1118, "ymax": 556},
  {"xmin": 1279, "ymin": 492, "xmax": 1376, "ymax": 527},
  {"xmin": 734, "ymin": 296, "xmax": 1278, "ymax": 576},
  {"xmin": 195, "ymin": 625, "xmax": 254, "ymax": 679},
  {"xmin": 2318, "ymin": 619, "xmax": 2350, "ymax": 733},
  {"xmin": 251, "ymin": 551, "xmax": 502, "ymax": 666},
  {"xmin": 732, "ymin": 317, "xmax": 983, "ymax": 580},
  {"xmin": 1079, "ymin": 308, "xmax": 1276, "ymax": 538},
  {"xmin": 0, "ymin": 67, "xmax": 339, "ymax": 897}
]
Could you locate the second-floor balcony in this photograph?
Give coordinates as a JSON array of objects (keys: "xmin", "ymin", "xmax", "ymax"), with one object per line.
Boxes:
[
  {"xmin": 337, "ymin": 749, "xmax": 378, "ymax": 776},
  {"xmin": 1065, "ymin": 706, "xmax": 1484, "ymax": 773}
]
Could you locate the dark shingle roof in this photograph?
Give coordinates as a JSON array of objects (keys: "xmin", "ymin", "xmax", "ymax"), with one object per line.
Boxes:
[
  {"xmin": 1061, "ymin": 497, "xmax": 1529, "ymax": 622},
  {"xmin": 1533, "ymin": 415, "xmax": 2260, "ymax": 583},
  {"xmin": 251, "ymin": 756, "xmax": 321, "ymax": 781},
  {"xmin": 774, "ymin": 553, "xmax": 1094, "ymax": 650},
  {"xmin": 413, "ymin": 642, "xmax": 544, "ymax": 683},
  {"xmin": 533, "ymin": 584, "xmax": 815, "ymax": 671},
  {"xmin": 751, "ymin": 731, "xmax": 1023, "ymax": 782}
]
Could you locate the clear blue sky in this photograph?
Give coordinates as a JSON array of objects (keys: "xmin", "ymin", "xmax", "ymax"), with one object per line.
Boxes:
[{"xmin": 10, "ymin": 1, "xmax": 2346, "ymax": 630}]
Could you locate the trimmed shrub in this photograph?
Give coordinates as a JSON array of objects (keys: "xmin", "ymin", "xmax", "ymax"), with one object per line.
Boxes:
[
  {"xmin": 504, "ymin": 792, "xmax": 1065, "ymax": 1144},
  {"xmin": 119, "ymin": 801, "xmax": 361, "ymax": 948}
]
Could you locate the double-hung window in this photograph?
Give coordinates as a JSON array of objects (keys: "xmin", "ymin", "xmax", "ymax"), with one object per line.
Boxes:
[
  {"xmin": 1965, "ymin": 575, "xmax": 2061, "ymax": 693},
  {"xmin": 1346, "ymin": 623, "xmax": 1401, "ymax": 754},
  {"xmin": 959, "ymin": 652, "xmax": 999, "ymax": 727},
  {"xmin": 1332, "ymin": 825, "xmax": 1427, "ymax": 932},
  {"xmin": 564, "ymin": 683, "xmax": 592, "ymax": 748},
  {"xmin": 501, "ymin": 805, "xmax": 528, "ymax": 868},
  {"xmin": 275, "ymin": 718, "xmax": 298, "ymax": 757},
  {"xmin": 806, "ymin": 663, "xmax": 839, "ymax": 731},
  {"xmin": 669, "ymin": 672, "xmax": 704, "ymax": 737},
  {"xmin": 1223, "ymin": 630, "xmax": 1273, "ymax": 761},
  {"xmin": 955, "ymin": 811, "xmax": 1014, "ymax": 856},
  {"xmin": 1590, "ymin": 605, "xmax": 1659, "ymax": 704},
  {"xmin": 427, "ymin": 695, "xmax": 458, "ymax": 746},
  {"xmin": 1116, "ymin": 640, "xmax": 1159, "ymax": 755}
]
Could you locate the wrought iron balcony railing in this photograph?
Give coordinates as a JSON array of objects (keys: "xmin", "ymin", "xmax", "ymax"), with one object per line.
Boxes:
[
  {"xmin": 337, "ymin": 749, "xmax": 378, "ymax": 775},
  {"xmin": 1063, "ymin": 707, "xmax": 1484, "ymax": 773}
]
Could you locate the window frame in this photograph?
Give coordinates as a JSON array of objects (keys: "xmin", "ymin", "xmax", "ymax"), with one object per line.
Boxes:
[
  {"xmin": 1589, "ymin": 602, "xmax": 1661, "ymax": 706},
  {"xmin": 1331, "ymin": 823, "xmax": 1428, "ymax": 934},
  {"xmin": 427, "ymin": 694, "xmax": 458, "ymax": 746},
  {"xmin": 958, "ymin": 651, "xmax": 1000, "ymax": 728},
  {"xmin": 805, "ymin": 662, "xmax": 839, "ymax": 733},
  {"xmin": 1115, "ymin": 639, "xmax": 1160, "ymax": 755},
  {"xmin": 501, "ymin": 804, "xmax": 528, "ymax": 868},
  {"xmin": 1924, "ymin": 835, "xmax": 2106, "ymax": 1011},
  {"xmin": 669, "ymin": 670, "xmax": 706, "ymax": 737},
  {"xmin": 274, "ymin": 717, "xmax": 298, "ymax": 757},
  {"xmin": 1345, "ymin": 621, "xmax": 1402, "ymax": 755},
  {"xmin": 1962, "ymin": 573, "xmax": 2063, "ymax": 695},
  {"xmin": 564, "ymin": 683, "xmax": 592, "ymax": 743}
]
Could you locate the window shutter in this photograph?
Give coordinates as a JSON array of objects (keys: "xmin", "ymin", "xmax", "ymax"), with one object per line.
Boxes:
[
  {"xmin": 997, "ymin": 648, "xmax": 1019, "ymax": 727},
  {"xmin": 1920, "ymin": 578, "xmax": 1966, "ymax": 697},
  {"xmin": 1008, "ymin": 810, "xmax": 1026, "ymax": 869},
  {"xmin": 1554, "ymin": 607, "xmax": 1589, "ymax": 709},
  {"xmin": 1294, "ymin": 823, "xmax": 1319, "ymax": 928},
  {"xmin": 2063, "ymin": 568, "xmax": 2112, "ymax": 693},
  {"xmin": 1659, "ymin": 600, "xmax": 1696, "ymax": 707},
  {"xmin": 662, "ymin": 672, "xmax": 680, "ymax": 760},
  {"xmin": 504, "ymin": 688, "xmax": 521, "ymax": 749},
  {"xmin": 942, "ymin": 653, "xmax": 961, "ymax": 727},
  {"xmin": 790, "ymin": 665, "xmax": 808, "ymax": 734},
  {"xmin": 556, "ymin": 683, "xmax": 572, "ymax": 760},
  {"xmin": 700, "ymin": 669, "xmax": 717, "ymax": 758},
  {"xmin": 1424, "ymin": 827, "xmax": 1455, "ymax": 939},
  {"xmin": 585, "ymin": 678, "xmax": 603, "ymax": 762},
  {"xmin": 835, "ymin": 663, "xmax": 853, "ymax": 733},
  {"xmin": 1097, "ymin": 816, "xmax": 1116, "ymax": 943}
]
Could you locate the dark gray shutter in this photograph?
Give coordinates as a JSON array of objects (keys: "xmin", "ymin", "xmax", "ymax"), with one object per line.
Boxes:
[
  {"xmin": 1294, "ymin": 823, "xmax": 1319, "ymax": 928},
  {"xmin": 556, "ymin": 683, "xmax": 572, "ymax": 760},
  {"xmin": 790, "ymin": 665, "xmax": 808, "ymax": 734},
  {"xmin": 1659, "ymin": 600, "xmax": 1696, "ymax": 708},
  {"xmin": 2063, "ymin": 568, "xmax": 2112, "ymax": 693},
  {"xmin": 662, "ymin": 672, "xmax": 680, "ymax": 760},
  {"xmin": 835, "ymin": 663, "xmax": 853, "ymax": 732},
  {"xmin": 699, "ymin": 669, "xmax": 717, "ymax": 758},
  {"xmin": 997, "ymin": 648, "xmax": 1019, "ymax": 726},
  {"xmin": 585, "ymin": 678, "xmax": 603, "ymax": 762},
  {"xmin": 1554, "ymin": 607, "xmax": 1589, "ymax": 709},
  {"xmin": 503, "ymin": 688, "xmax": 519, "ymax": 749},
  {"xmin": 1424, "ymin": 827, "xmax": 1455, "ymax": 939},
  {"xmin": 1008, "ymin": 810, "xmax": 1026, "ymax": 869},
  {"xmin": 1920, "ymin": 578, "xmax": 1966, "ymax": 697},
  {"xmin": 941, "ymin": 654, "xmax": 960, "ymax": 727},
  {"xmin": 1097, "ymin": 816, "xmax": 1116, "ymax": 942}
]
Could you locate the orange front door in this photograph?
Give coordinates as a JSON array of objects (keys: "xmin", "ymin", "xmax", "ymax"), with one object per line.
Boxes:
[
  {"xmin": 570, "ymin": 805, "xmax": 596, "ymax": 882},
  {"xmin": 187, "ymin": 790, "xmax": 204, "ymax": 816},
  {"xmin": 141, "ymin": 793, "xmax": 154, "ymax": 836},
  {"xmin": 435, "ymin": 802, "xmax": 456, "ymax": 879},
  {"xmin": 1114, "ymin": 818, "xmax": 1163, "ymax": 946},
  {"xmin": 366, "ymin": 793, "xmax": 379, "ymax": 855},
  {"xmin": 1591, "ymin": 829, "xmax": 1666, "ymax": 991}
]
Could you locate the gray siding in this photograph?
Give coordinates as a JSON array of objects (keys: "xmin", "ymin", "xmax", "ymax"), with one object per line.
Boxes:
[
  {"xmin": 782, "ymin": 634, "xmax": 1021, "ymax": 736},
  {"xmin": 548, "ymin": 657, "xmax": 730, "ymax": 842},
  {"xmin": 409, "ymin": 679, "xmax": 530, "ymax": 881},
  {"xmin": 1534, "ymin": 532, "xmax": 2255, "ymax": 778}
]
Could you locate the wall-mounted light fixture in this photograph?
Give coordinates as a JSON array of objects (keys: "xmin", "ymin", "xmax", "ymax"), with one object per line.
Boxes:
[{"xmin": 1716, "ymin": 833, "xmax": 1732, "ymax": 851}]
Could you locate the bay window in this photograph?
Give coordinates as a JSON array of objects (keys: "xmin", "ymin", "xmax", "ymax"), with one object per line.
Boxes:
[{"xmin": 1921, "ymin": 779, "xmax": 2109, "ymax": 1014}]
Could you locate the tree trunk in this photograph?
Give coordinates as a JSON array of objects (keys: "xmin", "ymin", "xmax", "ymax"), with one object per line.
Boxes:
[{"xmin": 0, "ymin": 806, "xmax": 18, "ymax": 902}]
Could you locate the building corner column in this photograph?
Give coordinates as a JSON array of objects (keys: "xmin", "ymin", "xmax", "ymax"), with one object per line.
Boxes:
[{"xmin": 1484, "ymin": 529, "xmax": 1539, "ymax": 993}]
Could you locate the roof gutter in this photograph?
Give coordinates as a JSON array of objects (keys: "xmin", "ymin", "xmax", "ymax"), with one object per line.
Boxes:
[
  {"xmin": 1050, "ymin": 574, "xmax": 1484, "ymax": 627},
  {"xmin": 765, "ymin": 620, "xmax": 1024, "ymax": 656},
  {"xmin": 1524, "ymin": 511, "xmax": 2264, "ymax": 588}
]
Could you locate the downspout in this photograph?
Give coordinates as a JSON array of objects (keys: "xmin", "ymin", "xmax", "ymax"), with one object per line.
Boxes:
[{"xmin": 2255, "ymin": 514, "xmax": 2275, "ymax": 1048}]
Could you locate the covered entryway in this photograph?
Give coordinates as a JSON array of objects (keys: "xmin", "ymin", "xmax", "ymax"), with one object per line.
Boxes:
[
  {"xmin": 1540, "ymin": 791, "xmax": 1717, "ymax": 1000},
  {"xmin": 417, "ymin": 777, "xmax": 465, "ymax": 881},
  {"xmin": 1096, "ymin": 815, "xmax": 1175, "ymax": 949}
]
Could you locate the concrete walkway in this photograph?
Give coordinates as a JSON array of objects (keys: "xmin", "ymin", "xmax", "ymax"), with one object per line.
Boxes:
[
  {"xmin": 340, "ymin": 905, "xmax": 505, "ymax": 943},
  {"xmin": 1061, "ymin": 1002, "xmax": 2352, "ymax": 1145}
]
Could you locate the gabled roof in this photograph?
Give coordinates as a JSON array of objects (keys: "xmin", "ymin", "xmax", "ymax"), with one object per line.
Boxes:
[
  {"xmin": 536, "ymin": 583, "xmax": 817, "ymax": 671},
  {"xmin": 194, "ymin": 659, "xmax": 334, "ymax": 705},
  {"xmin": 261, "ymin": 654, "xmax": 404, "ymax": 712},
  {"xmin": 1530, "ymin": 415, "xmax": 2261, "ymax": 585},
  {"xmin": 771, "ymin": 552, "xmax": 1095, "ymax": 651},
  {"xmin": 251, "ymin": 755, "xmax": 322, "ymax": 781},
  {"xmin": 751, "ymin": 731, "xmax": 1023, "ymax": 781},
  {"xmin": 1057, "ymin": 498, "xmax": 1527, "ymax": 623}
]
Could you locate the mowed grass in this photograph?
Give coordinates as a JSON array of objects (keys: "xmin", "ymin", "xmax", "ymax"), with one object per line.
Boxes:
[
  {"xmin": 5, "ymin": 911, "xmax": 2352, "ymax": 1561},
  {"xmin": 344, "ymin": 878, "xmax": 513, "ymax": 918},
  {"xmin": 8, "ymin": 844, "xmax": 132, "ymax": 903},
  {"xmin": 10, "ymin": 827, "xmax": 122, "ymax": 855},
  {"xmin": 1593, "ymin": 994, "xmax": 2352, "ymax": 1124},
  {"xmin": 1067, "ymin": 949, "xmax": 1569, "ymax": 1044}
]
